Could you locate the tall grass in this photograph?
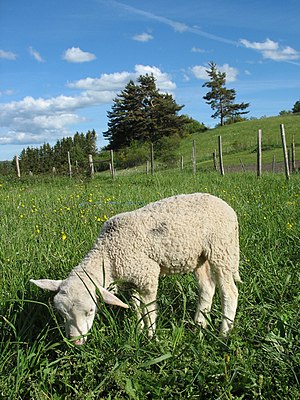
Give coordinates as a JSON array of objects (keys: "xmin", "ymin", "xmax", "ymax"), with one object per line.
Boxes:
[{"xmin": 0, "ymin": 171, "xmax": 299, "ymax": 399}]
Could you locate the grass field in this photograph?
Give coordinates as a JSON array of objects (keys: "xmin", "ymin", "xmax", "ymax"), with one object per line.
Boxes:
[
  {"xmin": 0, "ymin": 170, "xmax": 299, "ymax": 399},
  {"xmin": 176, "ymin": 114, "xmax": 300, "ymax": 170}
]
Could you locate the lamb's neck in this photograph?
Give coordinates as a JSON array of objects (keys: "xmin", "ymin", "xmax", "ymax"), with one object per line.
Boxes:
[{"xmin": 72, "ymin": 247, "xmax": 113, "ymax": 289}]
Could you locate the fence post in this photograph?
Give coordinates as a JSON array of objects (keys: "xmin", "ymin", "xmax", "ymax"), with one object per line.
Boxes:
[
  {"xmin": 192, "ymin": 140, "xmax": 196, "ymax": 175},
  {"xmin": 280, "ymin": 124, "xmax": 290, "ymax": 180},
  {"xmin": 150, "ymin": 143, "xmax": 154, "ymax": 175},
  {"xmin": 88, "ymin": 154, "xmax": 95, "ymax": 177},
  {"xmin": 239, "ymin": 158, "xmax": 246, "ymax": 173},
  {"xmin": 272, "ymin": 155, "xmax": 276, "ymax": 173},
  {"xmin": 213, "ymin": 150, "xmax": 218, "ymax": 171},
  {"xmin": 291, "ymin": 136, "xmax": 296, "ymax": 173},
  {"xmin": 218, "ymin": 136, "xmax": 224, "ymax": 176},
  {"xmin": 257, "ymin": 129, "xmax": 262, "ymax": 177},
  {"xmin": 110, "ymin": 150, "xmax": 115, "ymax": 178},
  {"xmin": 180, "ymin": 155, "xmax": 184, "ymax": 171},
  {"xmin": 15, "ymin": 155, "xmax": 21, "ymax": 179},
  {"xmin": 67, "ymin": 151, "xmax": 72, "ymax": 178}
]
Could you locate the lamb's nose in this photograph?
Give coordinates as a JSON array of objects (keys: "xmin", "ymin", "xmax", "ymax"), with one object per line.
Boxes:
[{"xmin": 72, "ymin": 337, "xmax": 85, "ymax": 345}]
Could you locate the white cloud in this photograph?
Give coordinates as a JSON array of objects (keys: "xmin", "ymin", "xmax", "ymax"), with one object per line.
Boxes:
[
  {"xmin": 0, "ymin": 65, "xmax": 175, "ymax": 145},
  {"xmin": 191, "ymin": 65, "xmax": 208, "ymax": 80},
  {"xmin": 191, "ymin": 47, "xmax": 205, "ymax": 53},
  {"xmin": 29, "ymin": 47, "xmax": 45, "ymax": 62},
  {"xmin": 0, "ymin": 89, "xmax": 14, "ymax": 97},
  {"xmin": 240, "ymin": 38, "xmax": 300, "ymax": 61},
  {"xmin": 0, "ymin": 49, "xmax": 17, "ymax": 60},
  {"xmin": 220, "ymin": 64, "xmax": 239, "ymax": 82},
  {"xmin": 135, "ymin": 65, "xmax": 176, "ymax": 90},
  {"xmin": 191, "ymin": 63, "xmax": 238, "ymax": 82},
  {"xmin": 132, "ymin": 32, "xmax": 153, "ymax": 42},
  {"xmin": 62, "ymin": 47, "xmax": 96, "ymax": 63},
  {"xmin": 68, "ymin": 64, "xmax": 176, "ymax": 92},
  {"xmin": 68, "ymin": 71, "xmax": 132, "ymax": 91}
]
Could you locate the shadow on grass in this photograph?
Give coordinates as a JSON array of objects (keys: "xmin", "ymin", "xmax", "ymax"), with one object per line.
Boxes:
[{"xmin": 0, "ymin": 289, "xmax": 62, "ymax": 346}]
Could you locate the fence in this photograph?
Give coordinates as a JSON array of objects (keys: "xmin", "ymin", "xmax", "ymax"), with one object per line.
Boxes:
[{"xmin": 11, "ymin": 124, "xmax": 299, "ymax": 180}]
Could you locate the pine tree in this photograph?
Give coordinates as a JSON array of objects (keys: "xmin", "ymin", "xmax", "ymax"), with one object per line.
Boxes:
[
  {"xmin": 85, "ymin": 130, "xmax": 97, "ymax": 156},
  {"xmin": 203, "ymin": 62, "xmax": 249, "ymax": 126},
  {"xmin": 104, "ymin": 74, "xmax": 189, "ymax": 149},
  {"xmin": 104, "ymin": 80, "xmax": 144, "ymax": 149},
  {"xmin": 292, "ymin": 100, "xmax": 300, "ymax": 114}
]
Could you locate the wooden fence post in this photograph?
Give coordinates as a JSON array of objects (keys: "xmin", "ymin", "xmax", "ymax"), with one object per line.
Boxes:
[
  {"xmin": 280, "ymin": 124, "xmax": 290, "ymax": 180},
  {"xmin": 218, "ymin": 136, "xmax": 224, "ymax": 176},
  {"xmin": 146, "ymin": 160, "xmax": 149, "ymax": 175},
  {"xmin": 88, "ymin": 154, "xmax": 95, "ymax": 177},
  {"xmin": 67, "ymin": 151, "xmax": 72, "ymax": 178},
  {"xmin": 291, "ymin": 136, "xmax": 296, "ymax": 173},
  {"xmin": 110, "ymin": 150, "xmax": 115, "ymax": 178},
  {"xmin": 192, "ymin": 140, "xmax": 196, "ymax": 175},
  {"xmin": 180, "ymin": 156, "xmax": 184, "ymax": 171},
  {"xmin": 257, "ymin": 129, "xmax": 262, "ymax": 177},
  {"xmin": 213, "ymin": 150, "xmax": 218, "ymax": 171},
  {"xmin": 150, "ymin": 143, "xmax": 154, "ymax": 175},
  {"xmin": 15, "ymin": 155, "xmax": 21, "ymax": 179},
  {"xmin": 240, "ymin": 159, "xmax": 246, "ymax": 173},
  {"xmin": 272, "ymin": 155, "xmax": 276, "ymax": 173}
]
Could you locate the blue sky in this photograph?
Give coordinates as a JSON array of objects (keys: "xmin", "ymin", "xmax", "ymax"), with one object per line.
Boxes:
[{"xmin": 0, "ymin": 0, "xmax": 299, "ymax": 160}]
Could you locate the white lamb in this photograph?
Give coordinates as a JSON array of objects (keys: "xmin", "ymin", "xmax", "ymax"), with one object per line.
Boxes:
[{"xmin": 31, "ymin": 193, "xmax": 241, "ymax": 345}]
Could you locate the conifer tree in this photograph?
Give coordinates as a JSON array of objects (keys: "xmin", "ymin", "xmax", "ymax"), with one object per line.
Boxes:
[
  {"xmin": 203, "ymin": 62, "xmax": 249, "ymax": 126},
  {"xmin": 104, "ymin": 74, "xmax": 189, "ymax": 149}
]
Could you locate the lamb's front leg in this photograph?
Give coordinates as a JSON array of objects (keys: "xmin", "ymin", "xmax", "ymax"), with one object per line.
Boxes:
[
  {"xmin": 132, "ymin": 294, "xmax": 145, "ymax": 331},
  {"xmin": 138, "ymin": 287, "xmax": 158, "ymax": 338},
  {"xmin": 132, "ymin": 260, "xmax": 160, "ymax": 338}
]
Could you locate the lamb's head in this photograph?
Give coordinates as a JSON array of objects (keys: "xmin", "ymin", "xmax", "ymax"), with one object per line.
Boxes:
[{"xmin": 30, "ymin": 276, "xmax": 128, "ymax": 345}]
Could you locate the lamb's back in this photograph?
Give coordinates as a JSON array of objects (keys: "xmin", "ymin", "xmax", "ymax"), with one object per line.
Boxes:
[{"xmin": 99, "ymin": 193, "xmax": 237, "ymax": 276}]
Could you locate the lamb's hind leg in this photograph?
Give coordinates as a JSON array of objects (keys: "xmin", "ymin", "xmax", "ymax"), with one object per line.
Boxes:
[
  {"xmin": 194, "ymin": 260, "xmax": 216, "ymax": 328},
  {"xmin": 215, "ymin": 268, "xmax": 239, "ymax": 336}
]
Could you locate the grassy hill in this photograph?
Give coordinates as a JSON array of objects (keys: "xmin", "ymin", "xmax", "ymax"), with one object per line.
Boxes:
[{"xmin": 176, "ymin": 114, "xmax": 300, "ymax": 170}]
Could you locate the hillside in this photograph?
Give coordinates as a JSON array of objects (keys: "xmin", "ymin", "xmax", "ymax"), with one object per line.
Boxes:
[{"xmin": 176, "ymin": 114, "xmax": 300, "ymax": 171}]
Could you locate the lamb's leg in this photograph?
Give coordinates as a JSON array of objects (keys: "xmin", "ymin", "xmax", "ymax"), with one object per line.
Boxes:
[
  {"xmin": 216, "ymin": 270, "xmax": 239, "ymax": 336},
  {"xmin": 194, "ymin": 260, "xmax": 216, "ymax": 328},
  {"xmin": 132, "ymin": 294, "xmax": 145, "ymax": 331},
  {"xmin": 138, "ymin": 287, "xmax": 158, "ymax": 338},
  {"xmin": 134, "ymin": 260, "xmax": 160, "ymax": 338}
]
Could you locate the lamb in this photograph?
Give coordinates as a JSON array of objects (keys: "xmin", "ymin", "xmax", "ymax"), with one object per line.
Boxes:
[{"xmin": 31, "ymin": 193, "xmax": 241, "ymax": 345}]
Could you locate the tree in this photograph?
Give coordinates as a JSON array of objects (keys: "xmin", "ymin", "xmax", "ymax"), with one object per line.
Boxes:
[
  {"xmin": 202, "ymin": 62, "xmax": 250, "ymax": 126},
  {"xmin": 18, "ymin": 130, "xmax": 98, "ymax": 174},
  {"xmin": 104, "ymin": 74, "xmax": 189, "ymax": 149},
  {"xmin": 292, "ymin": 100, "xmax": 300, "ymax": 114}
]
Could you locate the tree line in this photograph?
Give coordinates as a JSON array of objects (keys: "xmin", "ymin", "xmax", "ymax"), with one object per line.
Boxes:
[{"xmin": 16, "ymin": 130, "xmax": 97, "ymax": 175}]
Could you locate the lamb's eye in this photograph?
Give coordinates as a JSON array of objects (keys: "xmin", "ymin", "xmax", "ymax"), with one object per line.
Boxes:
[{"xmin": 86, "ymin": 309, "xmax": 94, "ymax": 317}]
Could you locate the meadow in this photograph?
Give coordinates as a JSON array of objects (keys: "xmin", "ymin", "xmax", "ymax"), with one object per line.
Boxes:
[{"xmin": 0, "ymin": 170, "xmax": 299, "ymax": 399}]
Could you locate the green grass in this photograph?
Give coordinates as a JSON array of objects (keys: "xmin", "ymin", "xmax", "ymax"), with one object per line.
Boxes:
[
  {"xmin": 176, "ymin": 114, "xmax": 300, "ymax": 170},
  {"xmin": 0, "ymin": 171, "xmax": 299, "ymax": 399}
]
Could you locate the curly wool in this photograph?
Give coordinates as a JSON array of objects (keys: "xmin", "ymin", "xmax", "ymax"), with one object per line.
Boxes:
[{"xmin": 83, "ymin": 193, "xmax": 240, "ymax": 289}]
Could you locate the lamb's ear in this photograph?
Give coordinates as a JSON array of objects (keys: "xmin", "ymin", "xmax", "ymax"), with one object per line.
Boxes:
[
  {"xmin": 30, "ymin": 279, "xmax": 63, "ymax": 292},
  {"xmin": 98, "ymin": 287, "xmax": 129, "ymax": 309}
]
